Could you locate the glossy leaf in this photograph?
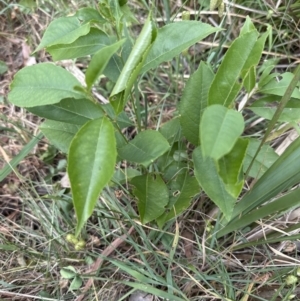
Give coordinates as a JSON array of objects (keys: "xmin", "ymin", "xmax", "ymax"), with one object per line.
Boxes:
[
  {"xmin": 68, "ymin": 117, "xmax": 117, "ymax": 236},
  {"xmin": 208, "ymin": 30, "xmax": 259, "ymax": 107},
  {"xmin": 34, "ymin": 16, "xmax": 90, "ymax": 52},
  {"xmin": 8, "ymin": 63, "xmax": 86, "ymax": 107},
  {"xmin": 141, "ymin": 21, "xmax": 220, "ymax": 74},
  {"xmin": 47, "ymin": 28, "xmax": 110, "ymax": 61},
  {"xmin": 156, "ymin": 172, "xmax": 200, "ymax": 228},
  {"xmin": 109, "ymin": 14, "xmax": 156, "ymax": 114},
  {"xmin": 180, "ymin": 61, "xmax": 214, "ymax": 145},
  {"xmin": 259, "ymin": 72, "xmax": 300, "ymax": 98},
  {"xmin": 131, "ymin": 174, "xmax": 169, "ymax": 224},
  {"xmin": 193, "ymin": 146, "xmax": 236, "ymax": 220},
  {"xmin": 200, "ymin": 105, "xmax": 244, "ymax": 160},
  {"xmin": 243, "ymin": 139, "xmax": 279, "ymax": 179},
  {"xmin": 218, "ymin": 186, "xmax": 300, "ymax": 238},
  {"xmin": 40, "ymin": 120, "xmax": 80, "ymax": 153},
  {"xmin": 250, "ymin": 95, "xmax": 300, "ymax": 122},
  {"xmin": 85, "ymin": 39, "xmax": 125, "ymax": 90},
  {"xmin": 218, "ymin": 138, "xmax": 248, "ymax": 197},
  {"xmin": 27, "ymin": 98, "xmax": 104, "ymax": 125},
  {"xmin": 232, "ymin": 136, "xmax": 300, "ymax": 219},
  {"xmin": 118, "ymin": 130, "xmax": 170, "ymax": 167}
]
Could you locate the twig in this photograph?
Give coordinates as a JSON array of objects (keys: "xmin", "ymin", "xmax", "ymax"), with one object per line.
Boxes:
[{"xmin": 75, "ymin": 226, "xmax": 135, "ymax": 301}]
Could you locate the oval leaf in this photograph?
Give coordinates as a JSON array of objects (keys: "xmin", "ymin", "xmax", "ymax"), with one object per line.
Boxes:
[
  {"xmin": 68, "ymin": 117, "xmax": 117, "ymax": 236},
  {"xmin": 34, "ymin": 16, "xmax": 90, "ymax": 52},
  {"xmin": 200, "ymin": 105, "xmax": 244, "ymax": 160},
  {"xmin": 180, "ymin": 61, "xmax": 214, "ymax": 145},
  {"xmin": 118, "ymin": 130, "xmax": 170, "ymax": 167},
  {"xmin": 28, "ymin": 98, "xmax": 104, "ymax": 125},
  {"xmin": 141, "ymin": 21, "xmax": 220, "ymax": 73},
  {"xmin": 47, "ymin": 28, "xmax": 110, "ymax": 61},
  {"xmin": 8, "ymin": 63, "xmax": 86, "ymax": 107},
  {"xmin": 193, "ymin": 146, "xmax": 236, "ymax": 220},
  {"xmin": 208, "ymin": 30, "xmax": 259, "ymax": 107},
  {"xmin": 131, "ymin": 174, "xmax": 169, "ymax": 224},
  {"xmin": 40, "ymin": 120, "xmax": 80, "ymax": 153}
]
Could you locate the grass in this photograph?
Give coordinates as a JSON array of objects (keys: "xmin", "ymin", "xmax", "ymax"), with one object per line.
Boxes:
[{"xmin": 1, "ymin": 0, "xmax": 300, "ymax": 300}]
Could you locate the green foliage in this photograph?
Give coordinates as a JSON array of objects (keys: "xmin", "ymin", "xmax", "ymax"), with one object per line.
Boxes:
[{"xmin": 7, "ymin": 0, "xmax": 300, "ymax": 241}]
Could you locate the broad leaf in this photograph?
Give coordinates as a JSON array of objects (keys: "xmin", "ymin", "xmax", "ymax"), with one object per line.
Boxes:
[
  {"xmin": 250, "ymin": 95, "xmax": 300, "ymax": 122},
  {"xmin": 109, "ymin": 14, "xmax": 156, "ymax": 114},
  {"xmin": 47, "ymin": 28, "xmax": 110, "ymax": 61},
  {"xmin": 218, "ymin": 138, "xmax": 248, "ymax": 197},
  {"xmin": 243, "ymin": 139, "xmax": 279, "ymax": 179},
  {"xmin": 180, "ymin": 61, "xmax": 214, "ymax": 145},
  {"xmin": 131, "ymin": 174, "xmax": 169, "ymax": 224},
  {"xmin": 40, "ymin": 120, "xmax": 80, "ymax": 153},
  {"xmin": 34, "ymin": 16, "xmax": 90, "ymax": 52},
  {"xmin": 8, "ymin": 63, "xmax": 86, "ymax": 107},
  {"xmin": 85, "ymin": 39, "xmax": 125, "ymax": 90},
  {"xmin": 156, "ymin": 172, "xmax": 200, "ymax": 228},
  {"xmin": 111, "ymin": 168, "xmax": 141, "ymax": 186},
  {"xmin": 193, "ymin": 147, "xmax": 236, "ymax": 220},
  {"xmin": 200, "ymin": 105, "xmax": 244, "ymax": 160},
  {"xmin": 141, "ymin": 21, "xmax": 220, "ymax": 73},
  {"xmin": 118, "ymin": 130, "xmax": 170, "ymax": 167},
  {"xmin": 232, "ymin": 136, "xmax": 300, "ymax": 219},
  {"xmin": 68, "ymin": 117, "xmax": 116, "ymax": 236},
  {"xmin": 259, "ymin": 72, "xmax": 300, "ymax": 98},
  {"xmin": 27, "ymin": 98, "xmax": 104, "ymax": 125},
  {"xmin": 208, "ymin": 30, "xmax": 259, "ymax": 107}
]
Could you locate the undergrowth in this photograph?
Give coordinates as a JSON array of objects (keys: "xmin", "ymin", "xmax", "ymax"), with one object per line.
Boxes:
[{"xmin": 1, "ymin": 1, "xmax": 300, "ymax": 301}]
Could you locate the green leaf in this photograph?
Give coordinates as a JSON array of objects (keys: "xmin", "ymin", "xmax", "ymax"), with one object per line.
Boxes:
[
  {"xmin": 75, "ymin": 7, "xmax": 106, "ymax": 24},
  {"xmin": 40, "ymin": 120, "xmax": 80, "ymax": 153},
  {"xmin": 8, "ymin": 63, "xmax": 86, "ymax": 107},
  {"xmin": 179, "ymin": 61, "xmax": 214, "ymax": 145},
  {"xmin": 60, "ymin": 266, "xmax": 77, "ymax": 279},
  {"xmin": 259, "ymin": 72, "xmax": 300, "ymax": 98},
  {"xmin": 156, "ymin": 172, "xmax": 200, "ymax": 228},
  {"xmin": 250, "ymin": 95, "xmax": 300, "ymax": 122},
  {"xmin": 244, "ymin": 139, "xmax": 279, "ymax": 179},
  {"xmin": 217, "ymin": 187, "xmax": 300, "ymax": 237},
  {"xmin": 232, "ymin": 136, "xmax": 300, "ymax": 219},
  {"xmin": 239, "ymin": 16, "xmax": 256, "ymax": 35},
  {"xmin": 208, "ymin": 30, "xmax": 259, "ymax": 107},
  {"xmin": 68, "ymin": 117, "xmax": 116, "ymax": 236},
  {"xmin": 131, "ymin": 173, "xmax": 169, "ymax": 224},
  {"xmin": 47, "ymin": 28, "xmax": 110, "ymax": 61},
  {"xmin": 27, "ymin": 98, "xmax": 104, "ymax": 125},
  {"xmin": 218, "ymin": 138, "xmax": 248, "ymax": 197},
  {"xmin": 109, "ymin": 14, "xmax": 156, "ymax": 114},
  {"xmin": 200, "ymin": 105, "xmax": 244, "ymax": 160},
  {"xmin": 85, "ymin": 39, "xmax": 125, "ymax": 90},
  {"xmin": 118, "ymin": 130, "xmax": 170, "ymax": 167},
  {"xmin": 141, "ymin": 21, "xmax": 220, "ymax": 74},
  {"xmin": 159, "ymin": 118, "xmax": 182, "ymax": 144},
  {"xmin": 34, "ymin": 16, "xmax": 90, "ymax": 52},
  {"xmin": 193, "ymin": 146, "xmax": 236, "ymax": 220},
  {"xmin": 70, "ymin": 276, "xmax": 82, "ymax": 291}
]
